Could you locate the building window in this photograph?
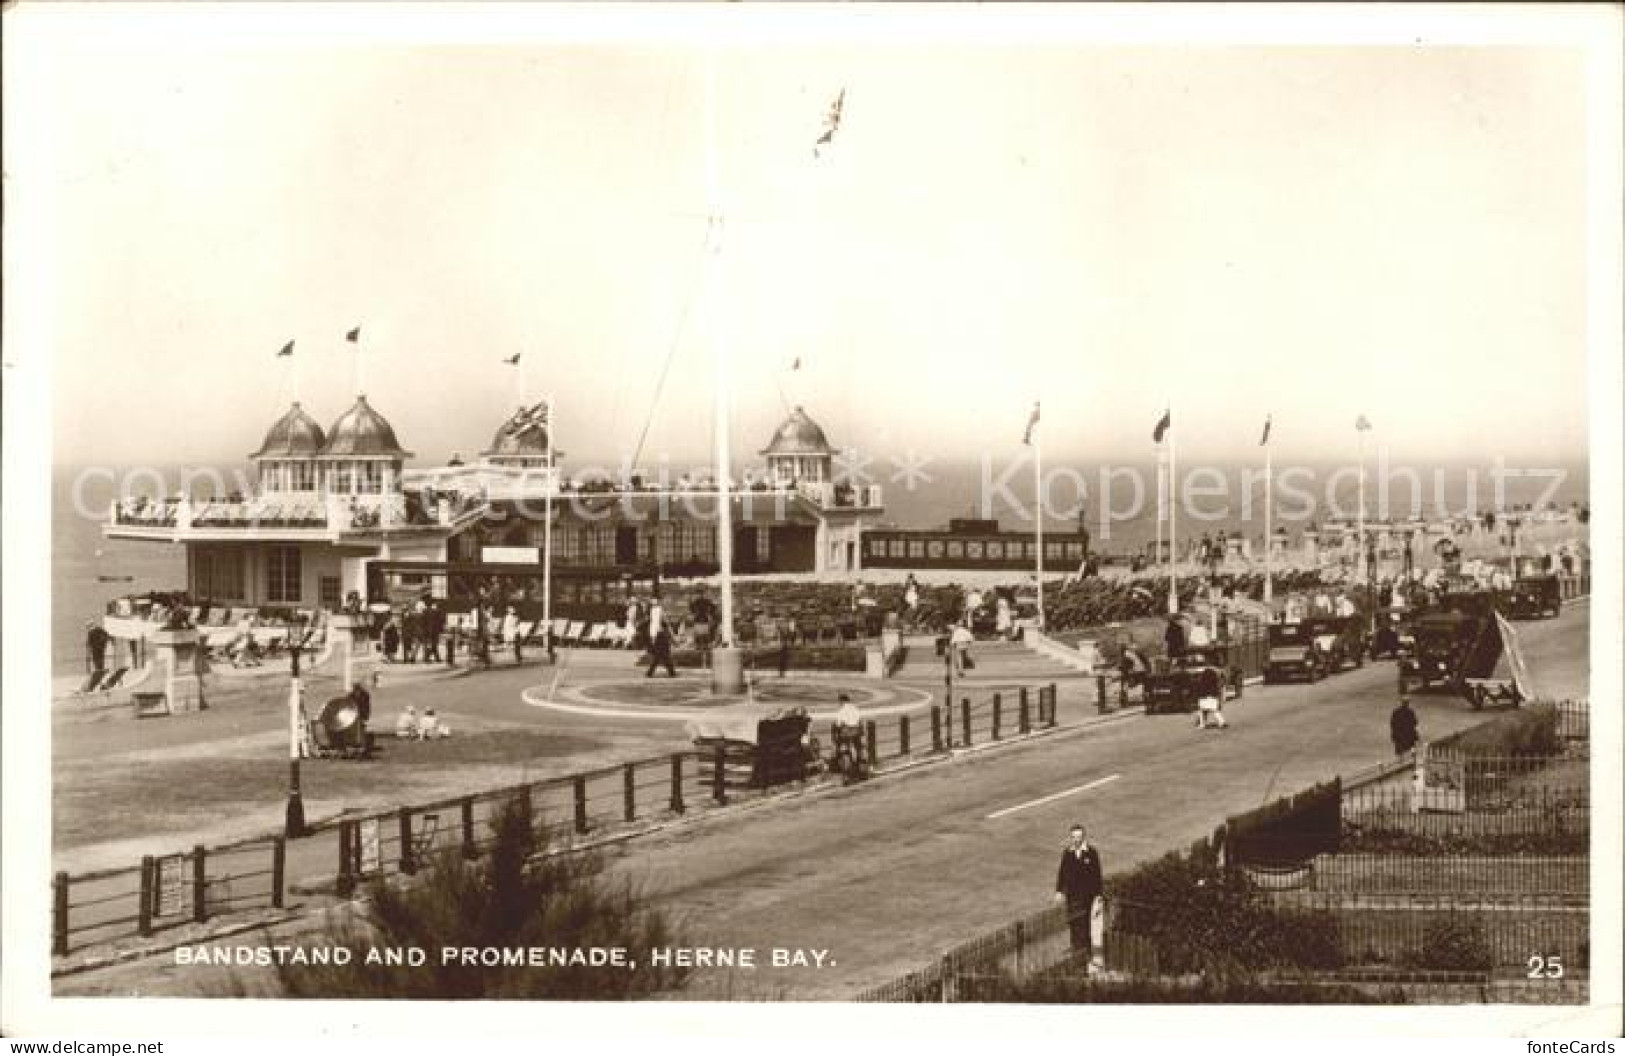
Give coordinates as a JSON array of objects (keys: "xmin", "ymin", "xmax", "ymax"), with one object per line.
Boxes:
[
  {"xmin": 319, "ymin": 576, "xmax": 342, "ymax": 611},
  {"xmin": 194, "ymin": 549, "xmax": 245, "ymax": 601},
  {"xmin": 967, "ymin": 542, "xmax": 985, "ymax": 560},
  {"xmin": 947, "ymin": 541, "xmax": 964, "ymax": 559},
  {"xmin": 1066, "ymin": 542, "xmax": 1084, "ymax": 560},
  {"xmin": 266, "ymin": 546, "xmax": 302, "ymax": 603},
  {"xmin": 927, "ymin": 540, "xmax": 945, "ymax": 559},
  {"xmin": 889, "ymin": 540, "xmax": 907, "ymax": 558},
  {"xmin": 289, "ymin": 462, "xmax": 317, "ymax": 492},
  {"xmin": 986, "ymin": 541, "xmax": 1004, "ymax": 561},
  {"xmin": 869, "ymin": 538, "xmax": 888, "ymax": 557},
  {"xmin": 907, "ymin": 540, "xmax": 925, "ymax": 559}
]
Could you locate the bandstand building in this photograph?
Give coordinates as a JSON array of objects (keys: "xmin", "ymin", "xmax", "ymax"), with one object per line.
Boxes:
[{"xmin": 105, "ymin": 397, "xmax": 885, "ymax": 622}]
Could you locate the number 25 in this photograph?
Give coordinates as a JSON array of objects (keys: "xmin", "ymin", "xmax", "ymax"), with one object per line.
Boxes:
[{"xmin": 1526, "ymin": 955, "xmax": 1564, "ymax": 979}]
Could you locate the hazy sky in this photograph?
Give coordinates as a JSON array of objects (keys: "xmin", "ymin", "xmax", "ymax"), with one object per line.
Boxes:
[{"xmin": 26, "ymin": 15, "xmax": 1597, "ymax": 471}]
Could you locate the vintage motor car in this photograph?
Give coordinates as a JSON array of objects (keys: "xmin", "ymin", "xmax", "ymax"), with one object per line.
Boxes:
[
  {"xmin": 1301, "ymin": 615, "xmax": 1368, "ymax": 672},
  {"xmin": 1502, "ymin": 574, "xmax": 1563, "ymax": 620},
  {"xmin": 1263, "ymin": 621, "xmax": 1328, "ymax": 684},
  {"xmin": 1143, "ymin": 644, "xmax": 1244, "ymax": 714},
  {"xmin": 1368, "ymin": 609, "xmax": 1414, "ymax": 661},
  {"xmin": 1397, "ymin": 610, "xmax": 1513, "ymax": 706}
]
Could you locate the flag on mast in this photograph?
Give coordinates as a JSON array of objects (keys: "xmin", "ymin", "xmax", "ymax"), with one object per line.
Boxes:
[
  {"xmin": 1259, "ymin": 415, "xmax": 1272, "ymax": 446},
  {"xmin": 275, "ymin": 340, "xmax": 294, "ymax": 358},
  {"xmin": 503, "ymin": 353, "xmax": 521, "ymax": 366},
  {"xmin": 1355, "ymin": 413, "xmax": 1372, "ymax": 432},
  {"xmin": 1153, "ymin": 409, "xmax": 1171, "ymax": 443},
  {"xmin": 813, "ymin": 87, "xmax": 846, "ymax": 158},
  {"xmin": 790, "ymin": 356, "xmax": 801, "ymax": 371},
  {"xmin": 1023, "ymin": 402, "xmax": 1041, "ymax": 446},
  {"xmin": 345, "ymin": 326, "xmax": 361, "ymax": 344}
]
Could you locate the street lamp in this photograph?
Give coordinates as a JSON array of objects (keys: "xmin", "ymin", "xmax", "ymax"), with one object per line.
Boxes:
[{"xmin": 285, "ymin": 613, "xmax": 317, "ymax": 838}]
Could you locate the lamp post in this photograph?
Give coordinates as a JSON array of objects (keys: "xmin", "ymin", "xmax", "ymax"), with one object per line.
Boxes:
[{"xmin": 284, "ymin": 614, "xmax": 316, "ymax": 839}]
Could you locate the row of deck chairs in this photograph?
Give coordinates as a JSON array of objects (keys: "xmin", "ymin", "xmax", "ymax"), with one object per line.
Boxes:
[{"xmin": 437, "ymin": 615, "xmax": 640, "ymax": 650}]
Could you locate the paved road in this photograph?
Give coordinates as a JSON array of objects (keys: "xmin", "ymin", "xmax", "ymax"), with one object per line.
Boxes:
[
  {"xmin": 55, "ymin": 602, "xmax": 1588, "ymax": 997},
  {"xmin": 606, "ymin": 601, "xmax": 1591, "ymax": 998}
]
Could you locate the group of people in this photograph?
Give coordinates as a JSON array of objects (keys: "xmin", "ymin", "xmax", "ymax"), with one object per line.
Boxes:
[
  {"xmin": 393, "ymin": 705, "xmax": 451, "ymax": 740},
  {"xmin": 379, "ymin": 599, "xmax": 449, "ymax": 664}
]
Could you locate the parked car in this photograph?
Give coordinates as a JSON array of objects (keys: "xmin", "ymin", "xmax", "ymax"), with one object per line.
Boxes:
[
  {"xmin": 1143, "ymin": 644, "xmax": 1244, "ymax": 714},
  {"xmin": 1503, "ymin": 574, "xmax": 1562, "ymax": 620},
  {"xmin": 1263, "ymin": 621, "xmax": 1328, "ymax": 684},
  {"xmin": 1368, "ymin": 609, "xmax": 1414, "ymax": 661},
  {"xmin": 1301, "ymin": 615, "xmax": 1368, "ymax": 672}
]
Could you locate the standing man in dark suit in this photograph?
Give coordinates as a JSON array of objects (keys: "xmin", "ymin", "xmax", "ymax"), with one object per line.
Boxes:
[{"xmin": 1054, "ymin": 823, "xmax": 1104, "ymax": 961}]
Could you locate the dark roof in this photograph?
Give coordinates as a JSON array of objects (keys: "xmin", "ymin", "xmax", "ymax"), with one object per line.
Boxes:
[
  {"xmin": 251, "ymin": 402, "xmax": 327, "ymax": 459},
  {"xmin": 321, "ymin": 396, "xmax": 413, "ymax": 459},
  {"xmin": 760, "ymin": 406, "xmax": 836, "ymax": 457},
  {"xmin": 482, "ymin": 406, "xmax": 552, "ymax": 460}
]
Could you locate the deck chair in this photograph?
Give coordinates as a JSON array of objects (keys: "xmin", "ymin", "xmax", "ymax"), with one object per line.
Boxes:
[
  {"xmin": 100, "ymin": 667, "xmax": 130, "ymax": 691},
  {"xmin": 79, "ymin": 669, "xmax": 108, "ymax": 694},
  {"xmin": 562, "ymin": 620, "xmax": 584, "ymax": 645}
]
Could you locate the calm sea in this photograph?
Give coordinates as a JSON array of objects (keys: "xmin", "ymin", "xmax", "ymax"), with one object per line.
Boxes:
[{"xmin": 50, "ymin": 456, "xmax": 1589, "ymax": 674}]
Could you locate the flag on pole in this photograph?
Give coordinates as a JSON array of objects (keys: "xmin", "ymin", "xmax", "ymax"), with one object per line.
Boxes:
[
  {"xmin": 275, "ymin": 340, "xmax": 294, "ymax": 358},
  {"xmin": 1355, "ymin": 414, "xmax": 1372, "ymax": 432},
  {"xmin": 1022, "ymin": 402, "xmax": 1041, "ymax": 445},
  {"xmin": 813, "ymin": 87, "xmax": 846, "ymax": 158},
  {"xmin": 503, "ymin": 353, "xmax": 521, "ymax": 365},
  {"xmin": 345, "ymin": 326, "xmax": 361, "ymax": 344},
  {"xmin": 790, "ymin": 357, "xmax": 801, "ymax": 371},
  {"xmin": 1153, "ymin": 409, "xmax": 1171, "ymax": 443},
  {"xmin": 1259, "ymin": 415, "xmax": 1272, "ymax": 446}
]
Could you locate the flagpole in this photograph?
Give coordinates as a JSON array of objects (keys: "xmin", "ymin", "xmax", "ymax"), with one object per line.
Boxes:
[
  {"xmin": 1155, "ymin": 449, "xmax": 1163, "ymax": 586},
  {"xmin": 1168, "ymin": 400, "xmax": 1178, "ymax": 616},
  {"xmin": 1264, "ymin": 438, "xmax": 1274, "ymax": 607},
  {"xmin": 704, "ymin": 48, "xmax": 742, "ymax": 693},
  {"xmin": 1034, "ymin": 419, "xmax": 1045, "ymax": 631},
  {"xmin": 543, "ymin": 392, "xmax": 555, "ymax": 659},
  {"xmin": 1357, "ymin": 430, "xmax": 1366, "ymax": 582}
]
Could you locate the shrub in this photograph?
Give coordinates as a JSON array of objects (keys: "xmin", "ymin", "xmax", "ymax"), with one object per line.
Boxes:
[
  {"xmin": 1108, "ymin": 852, "xmax": 1344, "ymax": 975},
  {"xmin": 1442, "ymin": 704, "xmax": 1562, "ymax": 759},
  {"xmin": 962, "ymin": 973, "xmax": 1405, "ymax": 1004},
  {"xmin": 271, "ymin": 801, "xmax": 693, "ymax": 999},
  {"xmin": 1405, "ymin": 918, "xmax": 1494, "ymax": 973}
]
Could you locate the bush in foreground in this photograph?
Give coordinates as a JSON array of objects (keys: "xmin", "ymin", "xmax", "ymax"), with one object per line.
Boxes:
[{"xmin": 273, "ymin": 801, "xmax": 692, "ymax": 999}]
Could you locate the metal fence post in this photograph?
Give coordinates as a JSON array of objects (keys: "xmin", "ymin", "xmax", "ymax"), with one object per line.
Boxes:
[
  {"xmin": 992, "ymin": 693, "xmax": 1002, "ymax": 740},
  {"xmin": 670, "ymin": 754, "xmax": 686, "ymax": 814},
  {"xmin": 138, "ymin": 856, "xmax": 155, "ymax": 937},
  {"xmin": 574, "ymin": 775, "xmax": 590, "ymax": 834},
  {"xmin": 1096, "ymin": 674, "xmax": 1108, "ymax": 713},
  {"xmin": 271, "ymin": 837, "xmax": 287, "ymax": 909},
  {"xmin": 961, "ymin": 697, "xmax": 972, "ymax": 746},
  {"xmin": 192, "ymin": 844, "xmax": 208, "ymax": 924},
  {"xmin": 461, "ymin": 797, "xmax": 477, "ymax": 859},
  {"xmin": 899, "ymin": 714, "xmax": 910, "ymax": 756},
  {"xmin": 399, "ymin": 809, "xmax": 416, "ymax": 875},
  {"xmin": 931, "ymin": 706, "xmax": 943, "ymax": 751},
  {"xmin": 624, "ymin": 764, "xmax": 637, "ymax": 823},
  {"xmin": 53, "ymin": 872, "xmax": 69, "ymax": 956},
  {"xmin": 865, "ymin": 720, "xmax": 879, "ymax": 767},
  {"xmin": 712, "ymin": 743, "xmax": 727, "ymax": 804},
  {"xmin": 1048, "ymin": 683, "xmax": 1059, "ymax": 726},
  {"xmin": 1019, "ymin": 687, "xmax": 1031, "ymax": 734},
  {"xmin": 336, "ymin": 820, "xmax": 356, "ymax": 897}
]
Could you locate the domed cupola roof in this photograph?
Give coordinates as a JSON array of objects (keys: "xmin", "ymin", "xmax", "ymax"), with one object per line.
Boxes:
[
  {"xmin": 483, "ymin": 404, "xmax": 552, "ymax": 460},
  {"xmin": 760, "ymin": 406, "xmax": 836, "ymax": 457},
  {"xmin": 251, "ymin": 402, "xmax": 327, "ymax": 459},
  {"xmin": 320, "ymin": 395, "xmax": 412, "ymax": 459}
]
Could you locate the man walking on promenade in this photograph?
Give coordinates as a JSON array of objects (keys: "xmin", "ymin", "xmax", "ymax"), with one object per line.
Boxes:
[
  {"xmin": 1054, "ymin": 824, "xmax": 1104, "ymax": 964},
  {"xmin": 645, "ymin": 595, "xmax": 676, "ymax": 678},
  {"xmin": 1390, "ymin": 696, "xmax": 1420, "ymax": 756}
]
